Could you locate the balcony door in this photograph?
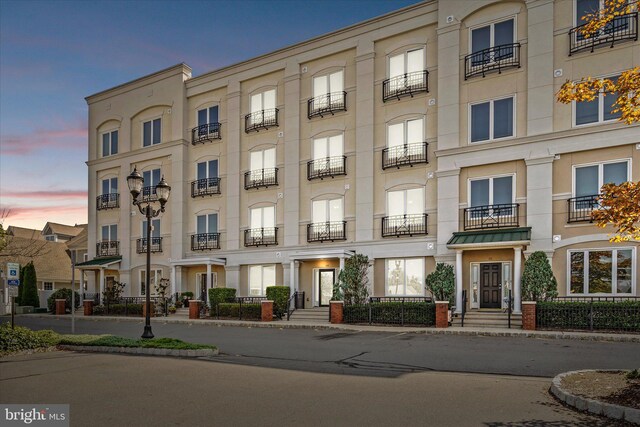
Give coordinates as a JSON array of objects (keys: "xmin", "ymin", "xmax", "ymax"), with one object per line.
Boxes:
[
  {"xmin": 312, "ymin": 134, "xmax": 343, "ymax": 173},
  {"xmin": 250, "ymin": 206, "xmax": 275, "ymax": 237},
  {"xmin": 469, "ymin": 176, "xmax": 514, "ymax": 219}
]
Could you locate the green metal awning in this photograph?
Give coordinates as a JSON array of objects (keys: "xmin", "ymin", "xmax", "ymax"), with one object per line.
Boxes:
[
  {"xmin": 76, "ymin": 256, "xmax": 122, "ymax": 267},
  {"xmin": 447, "ymin": 227, "xmax": 531, "ymax": 248}
]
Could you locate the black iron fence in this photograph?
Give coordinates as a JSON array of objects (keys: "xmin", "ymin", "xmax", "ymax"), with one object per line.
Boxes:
[
  {"xmin": 140, "ymin": 186, "xmax": 158, "ymax": 203},
  {"xmin": 307, "ymin": 221, "xmax": 346, "ymax": 243},
  {"xmin": 308, "ymin": 91, "xmax": 347, "ymax": 119},
  {"xmin": 191, "ymin": 177, "xmax": 221, "ymax": 197},
  {"xmin": 83, "ymin": 293, "xmax": 100, "ymax": 305},
  {"xmin": 96, "ymin": 193, "xmax": 119, "ymax": 210},
  {"xmin": 382, "ymin": 214, "xmax": 428, "ymax": 237},
  {"xmin": 192, "ymin": 122, "xmax": 221, "ymax": 144},
  {"xmin": 307, "ymin": 156, "xmax": 347, "ymax": 180},
  {"xmin": 244, "ymin": 168, "xmax": 278, "ymax": 189},
  {"xmin": 382, "ymin": 142, "xmax": 428, "ymax": 169},
  {"xmin": 136, "ymin": 237, "xmax": 163, "ymax": 254},
  {"xmin": 100, "ymin": 296, "xmax": 168, "ymax": 317},
  {"xmin": 382, "ymin": 70, "xmax": 429, "ymax": 102},
  {"xmin": 464, "ymin": 43, "xmax": 521, "ymax": 80},
  {"xmin": 343, "ymin": 297, "xmax": 435, "ymax": 326},
  {"xmin": 96, "ymin": 240, "xmax": 120, "ymax": 257},
  {"xmin": 569, "ymin": 12, "xmax": 638, "ymax": 56},
  {"xmin": 245, "ymin": 108, "xmax": 279, "ymax": 133},
  {"xmin": 191, "ymin": 233, "xmax": 221, "ymax": 250},
  {"xmin": 463, "ymin": 203, "xmax": 520, "ymax": 230},
  {"xmin": 210, "ymin": 297, "xmax": 266, "ymax": 320},
  {"xmin": 537, "ymin": 297, "xmax": 640, "ymax": 333},
  {"xmin": 567, "ymin": 195, "xmax": 599, "ymax": 223},
  {"xmin": 244, "ymin": 228, "xmax": 278, "ymax": 247}
]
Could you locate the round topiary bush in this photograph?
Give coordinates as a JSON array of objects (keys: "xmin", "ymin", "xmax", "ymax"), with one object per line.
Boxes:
[{"xmin": 47, "ymin": 288, "xmax": 81, "ymax": 313}]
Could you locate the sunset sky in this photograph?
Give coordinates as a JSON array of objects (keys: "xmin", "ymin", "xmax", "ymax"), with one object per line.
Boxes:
[{"xmin": 0, "ymin": 0, "xmax": 418, "ymax": 230}]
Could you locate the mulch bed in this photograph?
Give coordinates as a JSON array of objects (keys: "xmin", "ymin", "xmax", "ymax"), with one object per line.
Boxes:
[{"xmin": 561, "ymin": 370, "xmax": 640, "ymax": 410}]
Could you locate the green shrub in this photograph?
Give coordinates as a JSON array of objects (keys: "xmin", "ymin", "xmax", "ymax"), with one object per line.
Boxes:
[
  {"xmin": 47, "ymin": 288, "xmax": 81, "ymax": 313},
  {"xmin": 21, "ymin": 262, "xmax": 39, "ymax": 307},
  {"xmin": 0, "ymin": 323, "xmax": 61, "ymax": 355},
  {"xmin": 103, "ymin": 303, "xmax": 143, "ymax": 316},
  {"xmin": 521, "ymin": 251, "xmax": 558, "ymax": 301},
  {"xmin": 93, "ymin": 305, "xmax": 105, "ymax": 315},
  {"xmin": 627, "ymin": 369, "xmax": 640, "ymax": 380},
  {"xmin": 209, "ymin": 288, "xmax": 236, "ymax": 306},
  {"xmin": 536, "ymin": 301, "xmax": 640, "ymax": 331},
  {"xmin": 344, "ymin": 302, "xmax": 436, "ymax": 326},
  {"xmin": 266, "ymin": 286, "xmax": 290, "ymax": 319},
  {"xmin": 335, "ymin": 253, "xmax": 369, "ymax": 304},
  {"xmin": 57, "ymin": 335, "xmax": 215, "ymax": 350},
  {"xmin": 181, "ymin": 291, "xmax": 194, "ymax": 299},
  {"xmin": 214, "ymin": 303, "xmax": 261, "ymax": 320},
  {"xmin": 425, "ymin": 263, "xmax": 455, "ymax": 303}
]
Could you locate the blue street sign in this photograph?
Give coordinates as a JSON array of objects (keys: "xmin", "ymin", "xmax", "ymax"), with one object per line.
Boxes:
[{"xmin": 8, "ymin": 279, "xmax": 19, "ymax": 286}]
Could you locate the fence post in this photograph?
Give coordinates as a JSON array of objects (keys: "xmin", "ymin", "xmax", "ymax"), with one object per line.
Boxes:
[
  {"xmin": 329, "ymin": 301, "xmax": 344, "ymax": 324},
  {"xmin": 522, "ymin": 301, "xmax": 537, "ymax": 330},
  {"xmin": 435, "ymin": 301, "xmax": 449, "ymax": 328},
  {"xmin": 401, "ymin": 299, "xmax": 405, "ymax": 326},
  {"xmin": 239, "ymin": 299, "xmax": 243, "ymax": 320},
  {"xmin": 589, "ymin": 300, "xmax": 594, "ymax": 331}
]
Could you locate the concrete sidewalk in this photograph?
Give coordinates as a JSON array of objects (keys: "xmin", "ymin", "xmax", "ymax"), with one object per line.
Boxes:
[{"xmin": 13, "ymin": 313, "xmax": 640, "ymax": 343}]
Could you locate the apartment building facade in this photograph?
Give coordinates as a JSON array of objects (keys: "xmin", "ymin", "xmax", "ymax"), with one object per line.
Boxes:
[{"xmin": 82, "ymin": 0, "xmax": 639, "ymax": 314}]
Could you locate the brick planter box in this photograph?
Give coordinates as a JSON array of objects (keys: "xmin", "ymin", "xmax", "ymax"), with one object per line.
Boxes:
[
  {"xmin": 330, "ymin": 301, "xmax": 344, "ymax": 324},
  {"xmin": 83, "ymin": 300, "xmax": 94, "ymax": 316},
  {"xmin": 435, "ymin": 301, "xmax": 449, "ymax": 328},
  {"xmin": 55, "ymin": 299, "xmax": 66, "ymax": 315},
  {"xmin": 189, "ymin": 300, "xmax": 201, "ymax": 319},
  {"xmin": 522, "ymin": 301, "xmax": 536, "ymax": 330},
  {"xmin": 261, "ymin": 300, "xmax": 274, "ymax": 322}
]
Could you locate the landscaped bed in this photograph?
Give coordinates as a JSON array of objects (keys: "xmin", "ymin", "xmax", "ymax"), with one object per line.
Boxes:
[{"xmin": 560, "ymin": 370, "xmax": 640, "ymax": 410}]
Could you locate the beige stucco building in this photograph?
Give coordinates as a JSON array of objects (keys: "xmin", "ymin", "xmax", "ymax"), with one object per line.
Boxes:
[{"xmin": 82, "ymin": 0, "xmax": 639, "ymax": 314}]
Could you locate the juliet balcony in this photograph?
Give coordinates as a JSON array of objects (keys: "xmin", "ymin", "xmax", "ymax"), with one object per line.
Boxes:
[
  {"xmin": 464, "ymin": 43, "xmax": 521, "ymax": 80},
  {"xmin": 140, "ymin": 186, "xmax": 158, "ymax": 203},
  {"xmin": 307, "ymin": 221, "xmax": 347, "ymax": 243},
  {"xmin": 96, "ymin": 193, "xmax": 119, "ymax": 210},
  {"xmin": 382, "ymin": 142, "xmax": 428, "ymax": 170},
  {"xmin": 244, "ymin": 228, "xmax": 278, "ymax": 247},
  {"xmin": 244, "ymin": 168, "xmax": 278, "ymax": 190},
  {"xmin": 96, "ymin": 240, "xmax": 119, "ymax": 257},
  {"xmin": 136, "ymin": 237, "xmax": 163, "ymax": 254},
  {"xmin": 307, "ymin": 91, "xmax": 347, "ymax": 119},
  {"xmin": 245, "ymin": 108, "xmax": 279, "ymax": 133},
  {"xmin": 463, "ymin": 203, "xmax": 520, "ymax": 230},
  {"xmin": 567, "ymin": 195, "xmax": 599, "ymax": 223},
  {"xmin": 192, "ymin": 122, "xmax": 221, "ymax": 145},
  {"xmin": 307, "ymin": 156, "xmax": 347, "ymax": 180},
  {"xmin": 382, "ymin": 70, "xmax": 428, "ymax": 102},
  {"xmin": 382, "ymin": 214, "xmax": 428, "ymax": 238},
  {"xmin": 569, "ymin": 13, "xmax": 638, "ymax": 56},
  {"xmin": 191, "ymin": 178, "xmax": 221, "ymax": 197},
  {"xmin": 191, "ymin": 233, "xmax": 221, "ymax": 251}
]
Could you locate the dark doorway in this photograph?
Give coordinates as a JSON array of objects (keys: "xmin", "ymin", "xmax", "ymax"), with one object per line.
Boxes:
[
  {"xmin": 318, "ymin": 269, "xmax": 335, "ymax": 306},
  {"xmin": 480, "ymin": 263, "xmax": 502, "ymax": 308}
]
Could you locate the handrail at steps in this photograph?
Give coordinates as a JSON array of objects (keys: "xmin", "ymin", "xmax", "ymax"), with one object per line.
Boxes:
[{"xmin": 286, "ymin": 291, "xmax": 297, "ymax": 321}]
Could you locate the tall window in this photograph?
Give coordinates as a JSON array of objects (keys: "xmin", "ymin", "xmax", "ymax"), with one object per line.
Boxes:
[
  {"xmin": 250, "ymin": 206, "xmax": 275, "ymax": 231},
  {"xmin": 389, "ymin": 49, "xmax": 424, "ymax": 78},
  {"xmin": 470, "ymin": 176, "xmax": 514, "ymax": 208},
  {"xmin": 386, "ymin": 258, "xmax": 424, "ymax": 296},
  {"xmin": 313, "ymin": 70, "xmax": 343, "ymax": 106},
  {"xmin": 197, "ymin": 160, "xmax": 218, "ymax": 180},
  {"xmin": 143, "ymin": 118, "xmax": 161, "ymax": 147},
  {"xmin": 574, "ymin": 160, "xmax": 629, "ymax": 197},
  {"xmin": 142, "ymin": 219, "xmax": 161, "ymax": 238},
  {"xmin": 575, "ymin": 76, "xmax": 621, "ymax": 126},
  {"xmin": 251, "ymin": 90, "xmax": 276, "ymax": 114},
  {"xmin": 198, "ymin": 106, "xmax": 219, "ymax": 126},
  {"xmin": 313, "ymin": 134, "xmax": 343, "ymax": 161},
  {"xmin": 470, "ymin": 97, "xmax": 514, "ymax": 142},
  {"xmin": 197, "ymin": 213, "xmax": 218, "ymax": 235},
  {"xmin": 140, "ymin": 269, "xmax": 162, "ymax": 296},
  {"xmin": 387, "ymin": 118, "xmax": 424, "ymax": 157},
  {"xmin": 570, "ymin": 248, "xmax": 634, "ymax": 294},
  {"xmin": 249, "ymin": 265, "xmax": 276, "ymax": 296},
  {"xmin": 143, "ymin": 169, "xmax": 161, "ymax": 188},
  {"xmin": 101, "ymin": 177, "xmax": 117, "ymax": 195},
  {"xmin": 102, "ymin": 130, "xmax": 118, "ymax": 157},
  {"xmin": 387, "ymin": 188, "xmax": 424, "ymax": 218},
  {"xmin": 471, "ymin": 19, "xmax": 515, "ymax": 62},
  {"xmin": 312, "ymin": 198, "xmax": 343, "ymax": 224},
  {"xmin": 101, "ymin": 224, "xmax": 117, "ymax": 242},
  {"xmin": 250, "ymin": 148, "xmax": 276, "ymax": 172}
]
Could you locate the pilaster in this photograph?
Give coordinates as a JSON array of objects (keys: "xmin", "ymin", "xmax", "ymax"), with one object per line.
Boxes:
[
  {"xmin": 283, "ymin": 61, "xmax": 301, "ymax": 246},
  {"xmin": 525, "ymin": 156, "xmax": 554, "ymax": 253},
  {"xmin": 226, "ymin": 81, "xmax": 242, "ymax": 250}
]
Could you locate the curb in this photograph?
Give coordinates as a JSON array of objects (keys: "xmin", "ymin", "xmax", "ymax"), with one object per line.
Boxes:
[
  {"xmin": 57, "ymin": 344, "xmax": 218, "ymax": 358},
  {"xmin": 550, "ymin": 370, "xmax": 640, "ymax": 425}
]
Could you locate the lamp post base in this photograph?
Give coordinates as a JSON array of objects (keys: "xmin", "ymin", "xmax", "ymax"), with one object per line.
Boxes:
[{"xmin": 141, "ymin": 325, "xmax": 154, "ymax": 339}]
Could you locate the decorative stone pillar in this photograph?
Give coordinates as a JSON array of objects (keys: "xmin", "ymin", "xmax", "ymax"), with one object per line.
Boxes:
[
  {"xmin": 522, "ymin": 301, "xmax": 536, "ymax": 330},
  {"xmin": 83, "ymin": 300, "xmax": 94, "ymax": 316},
  {"xmin": 455, "ymin": 250, "xmax": 463, "ymax": 313},
  {"xmin": 261, "ymin": 300, "xmax": 274, "ymax": 322},
  {"xmin": 435, "ymin": 301, "xmax": 449, "ymax": 328},
  {"xmin": 189, "ymin": 300, "xmax": 201, "ymax": 320},
  {"xmin": 514, "ymin": 246, "xmax": 523, "ymax": 314},
  {"xmin": 55, "ymin": 299, "xmax": 66, "ymax": 315},
  {"xmin": 330, "ymin": 301, "xmax": 344, "ymax": 324}
]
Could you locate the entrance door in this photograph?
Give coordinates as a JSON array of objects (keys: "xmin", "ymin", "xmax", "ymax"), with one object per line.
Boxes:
[
  {"xmin": 480, "ymin": 263, "xmax": 501, "ymax": 308},
  {"xmin": 105, "ymin": 276, "xmax": 115, "ymax": 292},
  {"xmin": 197, "ymin": 273, "xmax": 216, "ymax": 303},
  {"xmin": 318, "ymin": 269, "xmax": 335, "ymax": 306}
]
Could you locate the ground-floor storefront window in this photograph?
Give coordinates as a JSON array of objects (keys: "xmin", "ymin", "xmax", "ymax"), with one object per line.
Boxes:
[
  {"xmin": 386, "ymin": 258, "xmax": 424, "ymax": 296},
  {"xmin": 569, "ymin": 248, "xmax": 634, "ymax": 294}
]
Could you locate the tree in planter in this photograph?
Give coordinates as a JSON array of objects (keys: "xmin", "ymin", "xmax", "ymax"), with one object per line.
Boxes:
[
  {"xmin": 102, "ymin": 280, "xmax": 126, "ymax": 304},
  {"xmin": 425, "ymin": 263, "xmax": 455, "ymax": 303},
  {"xmin": 521, "ymin": 251, "xmax": 558, "ymax": 301},
  {"xmin": 334, "ymin": 253, "xmax": 369, "ymax": 305},
  {"xmin": 154, "ymin": 278, "xmax": 170, "ymax": 315},
  {"xmin": 21, "ymin": 262, "xmax": 39, "ymax": 308}
]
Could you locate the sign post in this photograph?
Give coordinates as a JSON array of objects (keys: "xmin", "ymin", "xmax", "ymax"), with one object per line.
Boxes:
[{"xmin": 7, "ymin": 263, "xmax": 20, "ymax": 329}]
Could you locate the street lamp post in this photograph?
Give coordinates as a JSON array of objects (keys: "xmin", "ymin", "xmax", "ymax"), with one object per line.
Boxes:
[{"xmin": 127, "ymin": 167, "xmax": 171, "ymax": 339}]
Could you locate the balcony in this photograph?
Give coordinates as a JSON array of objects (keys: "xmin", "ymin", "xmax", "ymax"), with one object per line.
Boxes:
[
  {"xmin": 382, "ymin": 70, "xmax": 428, "ymax": 102},
  {"xmin": 191, "ymin": 233, "xmax": 221, "ymax": 251},
  {"xmin": 244, "ymin": 168, "xmax": 278, "ymax": 190},
  {"xmin": 307, "ymin": 221, "xmax": 347, "ymax": 243},
  {"xmin": 96, "ymin": 240, "xmax": 119, "ymax": 257},
  {"xmin": 382, "ymin": 214, "xmax": 428, "ymax": 238},
  {"xmin": 245, "ymin": 108, "xmax": 279, "ymax": 133},
  {"xmin": 307, "ymin": 91, "xmax": 347, "ymax": 119},
  {"xmin": 463, "ymin": 203, "xmax": 520, "ymax": 231},
  {"xmin": 464, "ymin": 43, "xmax": 521, "ymax": 80},
  {"xmin": 136, "ymin": 237, "xmax": 163, "ymax": 254},
  {"xmin": 244, "ymin": 228, "xmax": 278, "ymax": 247},
  {"xmin": 382, "ymin": 142, "xmax": 428, "ymax": 170},
  {"xmin": 567, "ymin": 195, "xmax": 599, "ymax": 223},
  {"xmin": 191, "ymin": 178, "xmax": 221, "ymax": 197},
  {"xmin": 307, "ymin": 156, "xmax": 347, "ymax": 180},
  {"xmin": 569, "ymin": 13, "xmax": 638, "ymax": 56},
  {"xmin": 140, "ymin": 186, "xmax": 157, "ymax": 203},
  {"xmin": 96, "ymin": 193, "xmax": 119, "ymax": 210},
  {"xmin": 192, "ymin": 122, "xmax": 221, "ymax": 145}
]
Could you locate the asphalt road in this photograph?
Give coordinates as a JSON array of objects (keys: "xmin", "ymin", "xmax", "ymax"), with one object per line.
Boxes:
[{"xmin": 11, "ymin": 316, "xmax": 640, "ymax": 379}]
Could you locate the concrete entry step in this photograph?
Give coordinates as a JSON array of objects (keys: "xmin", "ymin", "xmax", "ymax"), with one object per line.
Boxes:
[
  {"xmin": 288, "ymin": 307, "xmax": 330, "ymax": 323},
  {"xmin": 451, "ymin": 310, "xmax": 522, "ymax": 329}
]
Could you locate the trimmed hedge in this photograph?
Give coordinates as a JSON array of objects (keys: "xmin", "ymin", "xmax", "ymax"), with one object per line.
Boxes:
[
  {"xmin": 215, "ymin": 303, "xmax": 261, "ymax": 320},
  {"xmin": 537, "ymin": 301, "xmax": 640, "ymax": 332},
  {"xmin": 266, "ymin": 286, "xmax": 290, "ymax": 319},
  {"xmin": 0, "ymin": 323, "xmax": 59, "ymax": 356},
  {"xmin": 344, "ymin": 302, "xmax": 436, "ymax": 326},
  {"xmin": 104, "ymin": 304, "xmax": 143, "ymax": 316},
  {"xmin": 209, "ymin": 288, "xmax": 236, "ymax": 306},
  {"xmin": 58, "ymin": 335, "xmax": 215, "ymax": 350},
  {"xmin": 47, "ymin": 288, "xmax": 81, "ymax": 313}
]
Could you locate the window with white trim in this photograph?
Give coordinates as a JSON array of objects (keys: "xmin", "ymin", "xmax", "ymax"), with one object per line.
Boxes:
[
  {"xmin": 313, "ymin": 134, "xmax": 343, "ymax": 161},
  {"xmin": 140, "ymin": 269, "xmax": 162, "ymax": 296},
  {"xmin": 389, "ymin": 49, "xmax": 424, "ymax": 80},
  {"xmin": 101, "ymin": 177, "xmax": 118, "ymax": 195},
  {"xmin": 574, "ymin": 160, "xmax": 629, "ymax": 198},
  {"xmin": 569, "ymin": 248, "xmax": 634, "ymax": 294},
  {"xmin": 386, "ymin": 258, "xmax": 424, "ymax": 296},
  {"xmin": 387, "ymin": 118, "xmax": 424, "ymax": 158},
  {"xmin": 469, "ymin": 176, "xmax": 514, "ymax": 208},
  {"xmin": 43, "ymin": 282, "xmax": 54, "ymax": 291},
  {"xmin": 142, "ymin": 219, "xmax": 160, "ymax": 238},
  {"xmin": 142, "ymin": 118, "xmax": 161, "ymax": 147},
  {"xmin": 250, "ymin": 148, "xmax": 276, "ymax": 172},
  {"xmin": 471, "ymin": 19, "xmax": 515, "ymax": 63},
  {"xmin": 470, "ymin": 96, "xmax": 514, "ymax": 142},
  {"xmin": 387, "ymin": 188, "xmax": 424, "ymax": 217},
  {"xmin": 312, "ymin": 198, "xmax": 343, "ymax": 224},
  {"xmin": 575, "ymin": 0, "xmax": 629, "ymax": 37},
  {"xmin": 313, "ymin": 70, "xmax": 343, "ymax": 102},
  {"xmin": 249, "ymin": 265, "xmax": 276, "ymax": 296},
  {"xmin": 198, "ymin": 106, "xmax": 219, "ymax": 127},
  {"xmin": 250, "ymin": 206, "xmax": 275, "ymax": 237},
  {"xmin": 197, "ymin": 213, "xmax": 218, "ymax": 234},
  {"xmin": 251, "ymin": 89, "xmax": 276, "ymax": 114},
  {"xmin": 574, "ymin": 76, "xmax": 621, "ymax": 126},
  {"xmin": 101, "ymin": 224, "xmax": 117, "ymax": 241},
  {"xmin": 102, "ymin": 130, "xmax": 118, "ymax": 157},
  {"xmin": 197, "ymin": 160, "xmax": 218, "ymax": 180}
]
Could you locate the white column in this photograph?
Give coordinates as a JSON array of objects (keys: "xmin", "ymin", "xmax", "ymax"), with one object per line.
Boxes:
[
  {"xmin": 339, "ymin": 256, "xmax": 345, "ymax": 272},
  {"xmin": 514, "ymin": 246, "xmax": 522, "ymax": 314},
  {"xmin": 206, "ymin": 263, "xmax": 212, "ymax": 300},
  {"xmin": 367, "ymin": 259, "xmax": 375, "ymax": 297},
  {"xmin": 80, "ymin": 271, "xmax": 85, "ymax": 293},
  {"xmin": 289, "ymin": 260, "xmax": 296, "ymax": 294},
  {"xmin": 226, "ymin": 81, "xmax": 241, "ymax": 250},
  {"xmin": 170, "ymin": 266, "xmax": 176, "ymax": 297},
  {"xmin": 455, "ymin": 250, "xmax": 463, "ymax": 313},
  {"xmin": 99, "ymin": 268, "xmax": 105, "ymax": 298}
]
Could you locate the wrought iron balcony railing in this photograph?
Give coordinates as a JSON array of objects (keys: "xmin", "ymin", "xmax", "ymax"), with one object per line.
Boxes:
[
  {"xmin": 307, "ymin": 156, "xmax": 347, "ymax": 180},
  {"xmin": 136, "ymin": 237, "xmax": 163, "ymax": 254},
  {"xmin": 140, "ymin": 186, "xmax": 158, "ymax": 203},
  {"xmin": 382, "ymin": 70, "xmax": 428, "ymax": 102},
  {"xmin": 569, "ymin": 12, "xmax": 638, "ymax": 56},
  {"xmin": 191, "ymin": 233, "xmax": 221, "ymax": 251},
  {"xmin": 567, "ymin": 195, "xmax": 600, "ymax": 223},
  {"xmin": 191, "ymin": 177, "xmax": 221, "ymax": 197},
  {"xmin": 192, "ymin": 122, "xmax": 221, "ymax": 144},
  {"xmin": 96, "ymin": 193, "xmax": 119, "ymax": 210},
  {"xmin": 244, "ymin": 228, "xmax": 278, "ymax": 247},
  {"xmin": 96, "ymin": 240, "xmax": 119, "ymax": 257},
  {"xmin": 307, "ymin": 91, "xmax": 347, "ymax": 119},
  {"xmin": 463, "ymin": 203, "xmax": 520, "ymax": 230},
  {"xmin": 382, "ymin": 214, "xmax": 428, "ymax": 237},
  {"xmin": 307, "ymin": 221, "xmax": 347, "ymax": 243},
  {"xmin": 244, "ymin": 168, "xmax": 278, "ymax": 190},
  {"xmin": 464, "ymin": 43, "xmax": 521, "ymax": 80},
  {"xmin": 245, "ymin": 108, "xmax": 279, "ymax": 133},
  {"xmin": 382, "ymin": 142, "xmax": 428, "ymax": 170}
]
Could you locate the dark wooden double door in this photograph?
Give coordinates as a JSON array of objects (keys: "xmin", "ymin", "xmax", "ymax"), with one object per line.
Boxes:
[{"xmin": 480, "ymin": 263, "xmax": 502, "ymax": 309}]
